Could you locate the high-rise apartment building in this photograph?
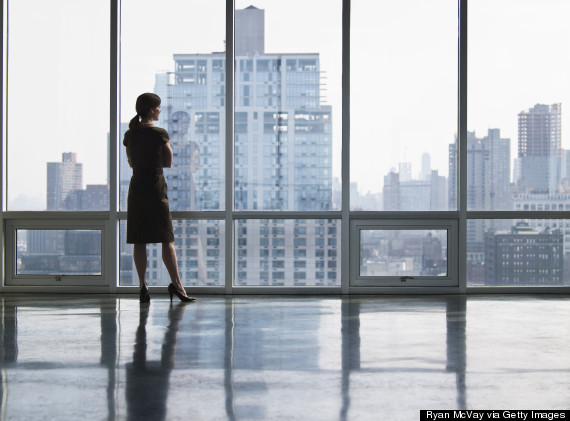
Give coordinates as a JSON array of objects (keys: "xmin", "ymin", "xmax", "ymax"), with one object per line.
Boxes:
[
  {"xmin": 47, "ymin": 152, "xmax": 83, "ymax": 211},
  {"xmin": 516, "ymin": 103, "xmax": 561, "ymax": 194},
  {"xmin": 421, "ymin": 152, "xmax": 431, "ymax": 181},
  {"xmin": 47, "ymin": 152, "xmax": 109, "ymax": 211},
  {"xmin": 449, "ymin": 129, "xmax": 511, "ymax": 284},
  {"xmin": 120, "ymin": 6, "xmax": 338, "ymax": 286},
  {"xmin": 449, "ymin": 129, "xmax": 511, "ymax": 213},
  {"xmin": 560, "ymin": 149, "xmax": 570, "ymax": 190},
  {"xmin": 383, "ymin": 159, "xmax": 447, "ymax": 211},
  {"xmin": 29, "ymin": 153, "xmax": 105, "ymax": 272},
  {"xmin": 382, "ymin": 171, "xmax": 399, "ymax": 211}
]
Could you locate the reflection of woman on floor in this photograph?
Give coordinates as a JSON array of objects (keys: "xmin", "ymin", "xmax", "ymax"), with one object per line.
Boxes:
[{"xmin": 126, "ymin": 304, "xmax": 187, "ymax": 420}]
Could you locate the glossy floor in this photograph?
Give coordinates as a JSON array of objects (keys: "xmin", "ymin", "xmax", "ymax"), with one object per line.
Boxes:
[{"xmin": 0, "ymin": 294, "xmax": 569, "ymax": 420}]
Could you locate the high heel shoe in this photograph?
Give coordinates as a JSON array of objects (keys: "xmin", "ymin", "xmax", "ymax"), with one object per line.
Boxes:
[
  {"xmin": 168, "ymin": 283, "xmax": 196, "ymax": 303},
  {"xmin": 140, "ymin": 285, "xmax": 151, "ymax": 303}
]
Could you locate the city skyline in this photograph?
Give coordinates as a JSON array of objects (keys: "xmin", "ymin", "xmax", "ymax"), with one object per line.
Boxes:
[
  {"xmin": 35, "ymin": 102, "xmax": 570, "ymax": 212},
  {"xmin": 117, "ymin": 6, "xmax": 341, "ymax": 286},
  {"xmin": 8, "ymin": 1, "xmax": 570, "ymax": 208},
  {"xmin": 5, "ymin": 0, "xmax": 570, "ymax": 291}
]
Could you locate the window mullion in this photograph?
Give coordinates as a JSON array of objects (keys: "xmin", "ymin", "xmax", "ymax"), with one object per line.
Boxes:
[
  {"xmin": 342, "ymin": 0, "xmax": 350, "ymax": 294},
  {"xmin": 458, "ymin": 0, "xmax": 468, "ymax": 292},
  {"xmin": 108, "ymin": 0, "xmax": 120, "ymax": 292},
  {"xmin": 225, "ymin": 0, "xmax": 235, "ymax": 293}
]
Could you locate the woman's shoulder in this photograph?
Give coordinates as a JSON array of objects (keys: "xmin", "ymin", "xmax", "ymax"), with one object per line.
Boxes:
[
  {"xmin": 148, "ymin": 126, "xmax": 170, "ymax": 143},
  {"xmin": 123, "ymin": 126, "xmax": 169, "ymax": 145},
  {"xmin": 148, "ymin": 126, "xmax": 168, "ymax": 135}
]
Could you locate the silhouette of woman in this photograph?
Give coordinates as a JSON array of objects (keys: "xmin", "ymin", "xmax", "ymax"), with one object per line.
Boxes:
[
  {"xmin": 123, "ymin": 93, "xmax": 195, "ymax": 303},
  {"xmin": 126, "ymin": 303, "xmax": 187, "ymax": 420}
]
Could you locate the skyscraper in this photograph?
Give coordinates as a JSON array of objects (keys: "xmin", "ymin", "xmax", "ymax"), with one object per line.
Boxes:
[
  {"xmin": 449, "ymin": 129, "xmax": 511, "ymax": 283},
  {"xmin": 449, "ymin": 129, "xmax": 511, "ymax": 213},
  {"xmin": 46, "ymin": 152, "xmax": 83, "ymax": 210},
  {"xmin": 382, "ymin": 160, "xmax": 447, "ymax": 211},
  {"xmin": 121, "ymin": 6, "xmax": 338, "ymax": 286},
  {"xmin": 382, "ymin": 171, "xmax": 399, "ymax": 211},
  {"xmin": 516, "ymin": 103, "xmax": 561, "ymax": 194},
  {"xmin": 421, "ymin": 152, "xmax": 431, "ymax": 181}
]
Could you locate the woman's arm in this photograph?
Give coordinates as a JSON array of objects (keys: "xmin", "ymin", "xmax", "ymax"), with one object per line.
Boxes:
[
  {"xmin": 125, "ymin": 147, "xmax": 133, "ymax": 168},
  {"xmin": 162, "ymin": 141, "xmax": 173, "ymax": 168}
]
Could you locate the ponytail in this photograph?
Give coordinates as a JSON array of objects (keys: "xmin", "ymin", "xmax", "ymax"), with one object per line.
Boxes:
[{"xmin": 129, "ymin": 114, "xmax": 141, "ymax": 130}]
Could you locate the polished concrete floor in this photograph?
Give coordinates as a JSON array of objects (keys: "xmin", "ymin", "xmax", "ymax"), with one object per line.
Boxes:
[{"xmin": 0, "ymin": 294, "xmax": 569, "ymax": 420}]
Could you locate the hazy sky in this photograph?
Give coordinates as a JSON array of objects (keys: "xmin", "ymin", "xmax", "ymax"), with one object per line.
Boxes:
[
  {"xmin": 6, "ymin": 0, "xmax": 570, "ymax": 208},
  {"xmin": 7, "ymin": 0, "xmax": 110, "ymax": 208}
]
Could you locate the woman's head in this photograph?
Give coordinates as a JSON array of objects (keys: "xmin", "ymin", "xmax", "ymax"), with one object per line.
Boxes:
[
  {"xmin": 136, "ymin": 93, "xmax": 161, "ymax": 117},
  {"xmin": 170, "ymin": 111, "xmax": 191, "ymax": 136},
  {"xmin": 129, "ymin": 93, "xmax": 162, "ymax": 130}
]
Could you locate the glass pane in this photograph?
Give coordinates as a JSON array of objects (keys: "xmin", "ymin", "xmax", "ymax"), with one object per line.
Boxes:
[
  {"xmin": 234, "ymin": 2, "xmax": 342, "ymax": 211},
  {"xmin": 7, "ymin": 0, "xmax": 110, "ymax": 211},
  {"xmin": 469, "ymin": 1, "xmax": 570, "ymax": 210},
  {"xmin": 351, "ymin": 0, "xmax": 457, "ymax": 211},
  {"xmin": 360, "ymin": 230, "xmax": 448, "ymax": 277},
  {"xmin": 467, "ymin": 219, "xmax": 568, "ymax": 287},
  {"xmin": 16, "ymin": 230, "xmax": 102, "ymax": 275},
  {"xmin": 119, "ymin": 220, "xmax": 225, "ymax": 286},
  {"xmin": 235, "ymin": 219, "xmax": 340, "ymax": 286},
  {"xmin": 120, "ymin": 0, "xmax": 225, "ymax": 211}
]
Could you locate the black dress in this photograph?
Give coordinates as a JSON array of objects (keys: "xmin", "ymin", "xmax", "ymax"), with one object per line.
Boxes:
[{"xmin": 123, "ymin": 126, "xmax": 174, "ymax": 244}]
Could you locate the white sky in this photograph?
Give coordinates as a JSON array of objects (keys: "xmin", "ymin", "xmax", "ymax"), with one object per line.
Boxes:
[{"xmin": 6, "ymin": 0, "xmax": 570, "ymax": 208}]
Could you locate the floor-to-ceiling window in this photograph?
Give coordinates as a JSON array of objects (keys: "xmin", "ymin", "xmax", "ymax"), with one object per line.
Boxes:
[
  {"xmin": 350, "ymin": 0, "xmax": 457, "ymax": 213},
  {"xmin": 2, "ymin": 0, "xmax": 569, "ymax": 293},
  {"xmin": 467, "ymin": 0, "xmax": 570, "ymax": 288},
  {"xmin": 5, "ymin": 0, "xmax": 109, "ymax": 286},
  {"xmin": 233, "ymin": 0, "xmax": 342, "ymax": 288},
  {"xmin": 118, "ymin": 0, "xmax": 226, "ymax": 287},
  {"xmin": 349, "ymin": 0, "xmax": 459, "ymax": 289}
]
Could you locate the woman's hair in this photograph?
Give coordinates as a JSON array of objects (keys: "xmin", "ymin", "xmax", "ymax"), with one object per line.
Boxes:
[{"xmin": 129, "ymin": 92, "xmax": 161, "ymax": 130}]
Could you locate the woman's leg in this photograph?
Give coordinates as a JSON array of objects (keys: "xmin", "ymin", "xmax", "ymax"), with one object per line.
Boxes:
[
  {"xmin": 162, "ymin": 242, "xmax": 187, "ymax": 295},
  {"xmin": 133, "ymin": 243, "xmax": 148, "ymax": 288}
]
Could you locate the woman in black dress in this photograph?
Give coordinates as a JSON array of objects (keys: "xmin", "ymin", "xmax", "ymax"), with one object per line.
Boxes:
[{"xmin": 124, "ymin": 92, "xmax": 195, "ymax": 303}]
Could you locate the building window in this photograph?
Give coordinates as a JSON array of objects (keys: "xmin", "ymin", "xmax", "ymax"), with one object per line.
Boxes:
[
  {"xmin": 4, "ymin": 1, "xmax": 570, "ymax": 293},
  {"xmin": 7, "ymin": 0, "xmax": 110, "ymax": 211}
]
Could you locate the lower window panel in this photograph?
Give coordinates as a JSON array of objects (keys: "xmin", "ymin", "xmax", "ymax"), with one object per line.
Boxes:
[
  {"xmin": 119, "ymin": 219, "xmax": 225, "ymax": 287},
  {"xmin": 16, "ymin": 229, "xmax": 102, "ymax": 276},
  {"xmin": 234, "ymin": 219, "xmax": 341, "ymax": 287},
  {"xmin": 467, "ymin": 219, "xmax": 569, "ymax": 287},
  {"xmin": 360, "ymin": 229, "xmax": 448, "ymax": 278}
]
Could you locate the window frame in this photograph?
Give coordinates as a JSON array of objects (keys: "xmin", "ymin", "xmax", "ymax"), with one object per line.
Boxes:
[
  {"xmin": 350, "ymin": 219, "xmax": 458, "ymax": 288},
  {"xmin": 5, "ymin": 218, "xmax": 108, "ymax": 286},
  {"xmin": 1, "ymin": 0, "xmax": 569, "ymax": 294}
]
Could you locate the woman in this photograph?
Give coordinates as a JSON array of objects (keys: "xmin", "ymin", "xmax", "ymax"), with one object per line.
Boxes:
[{"xmin": 123, "ymin": 92, "xmax": 195, "ymax": 303}]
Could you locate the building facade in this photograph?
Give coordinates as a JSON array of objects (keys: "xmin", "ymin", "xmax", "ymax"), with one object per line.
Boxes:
[
  {"xmin": 516, "ymin": 103, "xmax": 562, "ymax": 194},
  {"xmin": 119, "ymin": 6, "xmax": 338, "ymax": 287},
  {"xmin": 484, "ymin": 222, "xmax": 564, "ymax": 286},
  {"xmin": 47, "ymin": 152, "xmax": 83, "ymax": 211},
  {"xmin": 449, "ymin": 129, "xmax": 512, "ymax": 284}
]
